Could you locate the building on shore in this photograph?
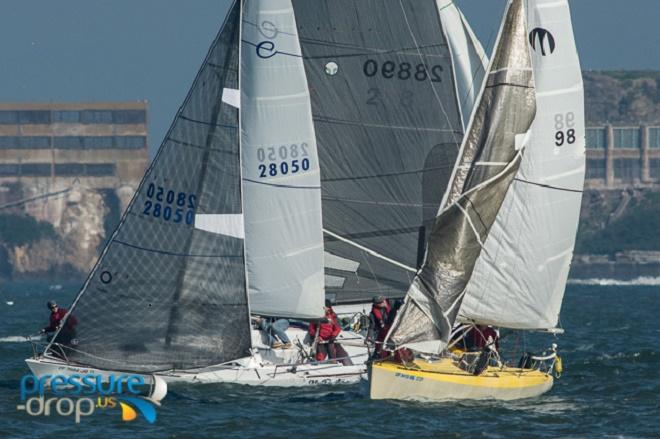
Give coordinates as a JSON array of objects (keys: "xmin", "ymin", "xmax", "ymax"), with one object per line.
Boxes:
[
  {"xmin": 585, "ymin": 125, "xmax": 660, "ymax": 189},
  {"xmin": 0, "ymin": 102, "xmax": 149, "ymax": 223}
]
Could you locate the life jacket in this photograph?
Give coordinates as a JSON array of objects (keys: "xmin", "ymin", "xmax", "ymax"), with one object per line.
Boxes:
[{"xmin": 370, "ymin": 301, "xmax": 392, "ymax": 329}]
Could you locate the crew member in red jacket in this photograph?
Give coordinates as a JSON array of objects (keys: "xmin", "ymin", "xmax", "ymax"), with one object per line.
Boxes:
[
  {"xmin": 41, "ymin": 300, "xmax": 77, "ymax": 344},
  {"xmin": 368, "ymin": 296, "xmax": 392, "ymax": 358},
  {"xmin": 309, "ymin": 300, "xmax": 342, "ymax": 362}
]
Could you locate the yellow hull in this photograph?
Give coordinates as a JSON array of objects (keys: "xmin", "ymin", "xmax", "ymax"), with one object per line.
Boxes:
[{"xmin": 370, "ymin": 358, "xmax": 553, "ymax": 401}]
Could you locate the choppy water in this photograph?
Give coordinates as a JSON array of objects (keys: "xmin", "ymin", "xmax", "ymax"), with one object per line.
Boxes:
[{"xmin": 0, "ymin": 281, "xmax": 658, "ymax": 438}]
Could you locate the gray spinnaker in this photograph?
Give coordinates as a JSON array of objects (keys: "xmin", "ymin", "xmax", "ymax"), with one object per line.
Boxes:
[
  {"xmin": 387, "ymin": 0, "xmax": 537, "ymax": 353},
  {"xmin": 291, "ymin": 0, "xmax": 466, "ymax": 304},
  {"xmin": 49, "ymin": 2, "xmax": 252, "ymax": 373}
]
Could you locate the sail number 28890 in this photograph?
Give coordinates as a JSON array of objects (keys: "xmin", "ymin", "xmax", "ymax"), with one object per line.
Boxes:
[{"xmin": 256, "ymin": 143, "xmax": 310, "ymax": 178}]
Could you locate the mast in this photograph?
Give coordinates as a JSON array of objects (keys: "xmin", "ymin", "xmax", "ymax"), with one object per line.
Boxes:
[
  {"xmin": 458, "ymin": 0, "xmax": 585, "ymax": 330},
  {"xmin": 386, "ymin": 0, "xmax": 537, "ymax": 353}
]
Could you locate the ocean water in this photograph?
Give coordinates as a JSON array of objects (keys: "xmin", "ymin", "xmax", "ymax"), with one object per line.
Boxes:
[{"xmin": 0, "ymin": 281, "xmax": 658, "ymax": 438}]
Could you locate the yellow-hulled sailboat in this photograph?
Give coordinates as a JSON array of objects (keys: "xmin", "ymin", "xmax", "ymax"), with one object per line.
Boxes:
[{"xmin": 370, "ymin": 0, "xmax": 584, "ymax": 401}]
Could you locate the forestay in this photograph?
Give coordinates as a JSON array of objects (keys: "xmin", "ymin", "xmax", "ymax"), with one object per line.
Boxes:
[
  {"xmin": 387, "ymin": 0, "xmax": 536, "ymax": 353},
  {"xmin": 241, "ymin": 0, "xmax": 325, "ymax": 319},
  {"xmin": 47, "ymin": 2, "xmax": 252, "ymax": 372},
  {"xmin": 458, "ymin": 0, "xmax": 585, "ymax": 329},
  {"xmin": 292, "ymin": 0, "xmax": 468, "ymax": 303},
  {"xmin": 437, "ymin": 0, "xmax": 488, "ymax": 130}
]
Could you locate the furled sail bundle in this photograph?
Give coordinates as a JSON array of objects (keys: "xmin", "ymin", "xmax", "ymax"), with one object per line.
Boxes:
[
  {"xmin": 291, "ymin": 0, "xmax": 487, "ymax": 303},
  {"xmin": 458, "ymin": 0, "xmax": 586, "ymax": 329},
  {"xmin": 387, "ymin": 0, "xmax": 537, "ymax": 353}
]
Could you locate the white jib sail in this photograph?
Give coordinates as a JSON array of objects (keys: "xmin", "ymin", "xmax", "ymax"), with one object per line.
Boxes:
[
  {"xmin": 241, "ymin": 0, "xmax": 325, "ymax": 319},
  {"xmin": 458, "ymin": 0, "xmax": 585, "ymax": 329},
  {"xmin": 437, "ymin": 0, "xmax": 489, "ymax": 130}
]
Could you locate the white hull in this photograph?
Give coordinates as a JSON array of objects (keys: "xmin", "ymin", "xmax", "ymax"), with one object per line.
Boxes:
[{"xmin": 26, "ymin": 328, "xmax": 368, "ymax": 387}]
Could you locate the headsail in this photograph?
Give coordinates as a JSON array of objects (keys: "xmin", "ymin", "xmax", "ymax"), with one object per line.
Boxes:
[
  {"xmin": 458, "ymin": 0, "xmax": 585, "ymax": 329},
  {"xmin": 387, "ymin": 0, "xmax": 536, "ymax": 353},
  {"xmin": 291, "ymin": 0, "xmax": 470, "ymax": 303},
  {"xmin": 48, "ymin": 2, "xmax": 252, "ymax": 372},
  {"xmin": 241, "ymin": 0, "xmax": 325, "ymax": 319},
  {"xmin": 437, "ymin": 0, "xmax": 489, "ymax": 130}
]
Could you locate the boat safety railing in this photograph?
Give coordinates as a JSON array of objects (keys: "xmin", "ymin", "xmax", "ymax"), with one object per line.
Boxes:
[{"xmin": 268, "ymin": 353, "xmax": 368, "ymax": 378}]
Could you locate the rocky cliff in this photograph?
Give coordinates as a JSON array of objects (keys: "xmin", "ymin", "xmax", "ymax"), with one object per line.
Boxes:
[
  {"xmin": 0, "ymin": 183, "xmax": 119, "ymax": 281},
  {"xmin": 584, "ymin": 71, "xmax": 660, "ymax": 124}
]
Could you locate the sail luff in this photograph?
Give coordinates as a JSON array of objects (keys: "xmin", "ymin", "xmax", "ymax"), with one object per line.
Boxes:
[
  {"xmin": 386, "ymin": 0, "xmax": 537, "ymax": 353},
  {"xmin": 458, "ymin": 0, "xmax": 585, "ymax": 329}
]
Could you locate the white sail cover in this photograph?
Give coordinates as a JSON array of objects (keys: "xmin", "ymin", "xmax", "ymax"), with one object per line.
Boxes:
[
  {"xmin": 241, "ymin": 0, "xmax": 325, "ymax": 319},
  {"xmin": 458, "ymin": 0, "xmax": 585, "ymax": 329},
  {"xmin": 437, "ymin": 0, "xmax": 489, "ymax": 130}
]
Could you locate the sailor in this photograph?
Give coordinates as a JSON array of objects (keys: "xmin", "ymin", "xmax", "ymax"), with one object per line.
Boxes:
[
  {"xmin": 309, "ymin": 299, "xmax": 347, "ymax": 364},
  {"xmin": 40, "ymin": 300, "xmax": 77, "ymax": 344},
  {"xmin": 368, "ymin": 295, "xmax": 391, "ymax": 357},
  {"xmin": 253, "ymin": 316, "xmax": 292, "ymax": 349},
  {"xmin": 468, "ymin": 325, "xmax": 500, "ymax": 352}
]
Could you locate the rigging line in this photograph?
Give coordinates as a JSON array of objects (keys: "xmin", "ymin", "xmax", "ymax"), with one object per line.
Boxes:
[
  {"xmin": 485, "ymin": 82, "xmax": 534, "ymax": 90},
  {"xmin": 397, "ymin": 1, "xmax": 462, "ymax": 149},
  {"xmin": 167, "ymin": 137, "xmax": 236, "ymax": 154},
  {"xmin": 322, "ymin": 228, "xmax": 416, "ymax": 274},
  {"xmin": 113, "ymin": 240, "xmax": 242, "ymax": 259},
  {"xmin": 313, "ymin": 114, "xmax": 461, "ymax": 133},
  {"xmin": 297, "ymin": 38, "xmax": 447, "ymax": 59},
  {"xmin": 513, "ymin": 178, "xmax": 584, "ymax": 193},
  {"xmin": 321, "ymin": 163, "xmax": 454, "ymax": 182},
  {"xmin": 242, "ymin": 178, "xmax": 320, "ymax": 189},
  {"xmin": 178, "ymin": 115, "xmax": 238, "ymax": 129}
]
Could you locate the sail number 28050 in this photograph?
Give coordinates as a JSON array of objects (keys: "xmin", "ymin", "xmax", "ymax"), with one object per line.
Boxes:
[
  {"xmin": 143, "ymin": 183, "xmax": 196, "ymax": 224},
  {"xmin": 257, "ymin": 143, "xmax": 310, "ymax": 178}
]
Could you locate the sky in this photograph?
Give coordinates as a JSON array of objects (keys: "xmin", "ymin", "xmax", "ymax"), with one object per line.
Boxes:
[{"xmin": 1, "ymin": 0, "xmax": 658, "ymax": 155}]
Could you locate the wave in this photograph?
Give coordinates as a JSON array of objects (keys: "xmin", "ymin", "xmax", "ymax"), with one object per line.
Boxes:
[
  {"xmin": 568, "ymin": 276, "xmax": 660, "ymax": 286},
  {"xmin": 0, "ymin": 335, "xmax": 42, "ymax": 343}
]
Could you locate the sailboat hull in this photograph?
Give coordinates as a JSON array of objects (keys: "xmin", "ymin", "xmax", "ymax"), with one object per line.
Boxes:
[
  {"xmin": 26, "ymin": 328, "xmax": 368, "ymax": 387},
  {"xmin": 370, "ymin": 358, "xmax": 553, "ymax": 401},
  {"xmin": 26, "ymin": 356, "xmax": 366, "ymax": 387}
]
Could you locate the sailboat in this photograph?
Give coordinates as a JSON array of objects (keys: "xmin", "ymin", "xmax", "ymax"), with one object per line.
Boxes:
[
  {"xmin": 25, "ymin": 0, "xmax": 486, "ymax": 386},
  {"xmin": 370, "ymin": 0, "xmax": 585, "ymax": 400}
]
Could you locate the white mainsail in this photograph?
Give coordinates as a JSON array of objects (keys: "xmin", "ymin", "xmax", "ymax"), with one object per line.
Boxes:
[
  {"xmin": 241, "ymin": 0, "xmax": 325, "ymax": 319},
  {"xmin": 458, "ymin": 0, "xmax": 585, "ymax": 329},
  {"xmin": 437, "ymin": 0, "xmax": 489, "ymax": 131}
]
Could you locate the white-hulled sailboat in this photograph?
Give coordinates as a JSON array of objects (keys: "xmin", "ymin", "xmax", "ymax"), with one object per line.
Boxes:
[
  {"xmin": 26, "ymin": 0, "xmax": 486, "ymax": 387},
  {"xmin": 370, "ymin": 0, "xmax": 585, "ymax": 400}
]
